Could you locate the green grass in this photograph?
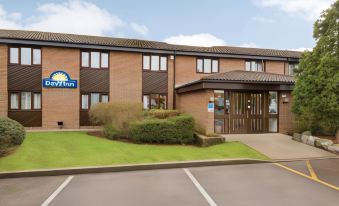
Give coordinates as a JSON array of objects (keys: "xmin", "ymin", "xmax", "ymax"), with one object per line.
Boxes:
[{"xmin": 0, "ymin": 132, "xmax": 268, "ymax": 172}]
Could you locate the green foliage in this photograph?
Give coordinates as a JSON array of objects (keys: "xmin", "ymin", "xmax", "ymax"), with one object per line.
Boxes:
[
  {"xmin": 0, "ymin": 117, "xmax": 25, "ymax": 156},
  {"xmin": 144, "ymin": 109, "xmax": 181, "ymax": 119},
  {"xmin": 89, "ymin": 102, "xmax": 143, "ymax": 137},
  {"xmin": 129, "ymin": 115, "xmax": 195, "ymax": 144},
  {"xmin": 292, "ymin": 1, "xmax": 339, "ymax": 135},
  {"xmin": 103, "ymin": 125, "xmax": 120, "ymax": 140}
]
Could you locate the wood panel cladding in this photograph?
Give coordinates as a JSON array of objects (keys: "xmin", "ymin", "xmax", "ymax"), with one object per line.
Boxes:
[
  {"xmin": 8, "ymin": 65, "xmax": 42, "ymax": 91},
  {"xmin": 142, "ymin": 71, "xmax": 168, "ymax": 93},
  {"xmin": 8, "ymin": 111, "xmax": 42, "ymax": 127},
  {"xmin": 80, "ymin": 69, "xmax": 109, "ymax": 92}
]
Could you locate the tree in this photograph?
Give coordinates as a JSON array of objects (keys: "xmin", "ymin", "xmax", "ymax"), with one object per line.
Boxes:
[{"xmin": 292, "ymin": 0, "xmax": 339, "ymax": 140}]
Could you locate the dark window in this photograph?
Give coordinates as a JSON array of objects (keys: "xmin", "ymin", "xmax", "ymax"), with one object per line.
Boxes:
[
  {"xmin": 287, "ymin": 63, "xmax": 298, "ymax": 76},
  {"xmin": 245, "ymin": 60, "xmax": 264, "ymax": 72},
  {"xmin": 81, "ymin": 93, "xmax": 109, "ymax": 110},
  {"xmin": 142, "ymin": 93, "xmax": 167, "ymax": 109},
  {"xmin": 81, "ymin": 51, "xmax": 109, "ymax": 69},
  {"xmin": 9, "ymin": 47, "xmax": 41, "ymax": 65},
  {"xmin": 143, "ymin": 54, "xmax": 167, "ymax": 71},
  {"xmin": 9, "ymin": 92, "xmax": 41, "ymax": 111},
  {"xmin": 196, "ymin": 58, "xmax": 219, "ymax": 73}
]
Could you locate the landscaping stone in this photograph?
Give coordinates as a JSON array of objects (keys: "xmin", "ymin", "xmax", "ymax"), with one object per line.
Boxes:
[
  {"xmin": 327, "ymin": 145, "xmax": 339, "ymax": 154},
  {"xmin": 196, "ymin": 133, "xmax": 225, "ymax": 147},
  {"xmin": 292, "ymin": 133, "xmax": 302, "ymax": 142},
  {"xmin": 302, "ymin": 131, "xmax": 312, "ymax": 136},
  {"xmin": 301, "ymin": 135, "xmax": 309, "ymax": 144},
  {"xmin": 305, "ymin": 136, "xmax": 319, "ymax": 146},
  {"xmin": 314, "ymin": 139, "xmax": 334, "ymax": 150}
]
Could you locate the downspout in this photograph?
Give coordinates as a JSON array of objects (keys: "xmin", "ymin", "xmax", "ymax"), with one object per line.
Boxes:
[{"xmin": 173, "ymin": 50, "xmax": 177, "ymax": 109}]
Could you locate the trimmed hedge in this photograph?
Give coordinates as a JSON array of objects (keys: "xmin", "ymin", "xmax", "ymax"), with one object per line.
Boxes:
[
  {"xmin": 0, "ymin": 117, "xmax": 25, "ymax": 156},
  {"xmin": 129, "ymin": 115, "xmax": 195, "ymax": 144},
  {"xmin": 145, "ymin": 109, "xmax": 180, "ymax": 119}
]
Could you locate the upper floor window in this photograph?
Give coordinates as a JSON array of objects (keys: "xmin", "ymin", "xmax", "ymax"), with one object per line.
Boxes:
[
  {"xmin": 143, "ymin": 55, "xmax": 167, "ymax": 71},
  {"xmin": 287, "ymin": 63, "xmax": 298, "ymax": 76},
  {"xmin": 197, "ymin": 58, "xmax": 219, "ymax": 73},
  {"xmin": 81, "ymin": 51, "xmax": 109, "ymax": 69},
  {"xmin": 9, "ymin": 47, "xmax": 41, "ymax": 65},
  {"xmin": 245, "ymin": 60, "xmax": 264, "ymax": 72}
]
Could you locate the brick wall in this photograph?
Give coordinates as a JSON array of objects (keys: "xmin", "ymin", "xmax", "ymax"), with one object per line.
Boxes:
[
  {"xmin": 279, "ymin": 91, "xmax": 294, "ymax": 134},
  {"xmin": 42, "ymin": 47, "xmax": 80, "ymax": 129},
  {"xmin": 167, "ymin": 56, "xmax": 174, "ymax": 109},
  {"xmin": 110, "ymin": 51, "xmax": 142, "ymax": 103},
  {"xmin": 176, "ymin": 90, "xmax": 214, "ymax": 134},
  {"xmin": 0, "ymin": 44, "xmax": 7, "ymax": 117},
  {"xmin": 265, "ymin": 61, "xmax": 285, "ymax": 74}
]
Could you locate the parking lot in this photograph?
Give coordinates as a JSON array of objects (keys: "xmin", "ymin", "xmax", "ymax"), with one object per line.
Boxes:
[{"xmin": 0, "ymin": 158, "xmax": 338, "ymax": 206}]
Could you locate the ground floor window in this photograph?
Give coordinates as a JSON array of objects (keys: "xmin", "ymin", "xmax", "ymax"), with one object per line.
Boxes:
[
  {"xmin": 143, "ymin": 93, "xmax": 167, "ymax": 109},
  {"xmin": 81, "ymin": 93, "xmax": 109, "ymax": 110},
  {"xmin": 9, "ymin": 92, "xmax": 41, "ymax": 110}
]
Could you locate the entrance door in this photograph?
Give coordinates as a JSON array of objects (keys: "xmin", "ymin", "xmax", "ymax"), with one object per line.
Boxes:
[{"xmin": 230, "ymin": 92, "xmax": 264, "ymax": 134}]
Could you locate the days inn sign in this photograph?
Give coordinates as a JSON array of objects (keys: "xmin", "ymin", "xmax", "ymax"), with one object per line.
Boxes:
[{"xmin": 43, "ymin": 71, "xmax": 78, "ymax": 88}]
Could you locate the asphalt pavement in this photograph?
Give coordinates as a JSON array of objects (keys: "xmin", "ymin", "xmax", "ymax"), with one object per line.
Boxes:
[{"xmin": 0, "ymin": 158, "xmax": 338, "ymax": 206}]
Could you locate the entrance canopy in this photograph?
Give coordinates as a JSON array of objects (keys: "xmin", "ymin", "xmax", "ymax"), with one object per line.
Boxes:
[{"xmin": 176, "ymin": 70, "xmax": 295, "ymax": 93}]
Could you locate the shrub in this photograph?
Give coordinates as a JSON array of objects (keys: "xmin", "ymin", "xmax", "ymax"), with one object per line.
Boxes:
[
  {"xmin": 129, "ymin": 115, "xmax": 195, "ymax": 144},
  {"xmin": 0, "ymin": 117, "xmax": 25, "ymax": 156},
  {"xmin": 89, "ymin": 102, "xmax": 143, "ymax": 137},
  {"xmin": 145, "ymin": 109, "xmax": 181, "ymax": 119},
  {"xmin": 103, "ymin": 124, "xmax": 120, "ymax": 140}
]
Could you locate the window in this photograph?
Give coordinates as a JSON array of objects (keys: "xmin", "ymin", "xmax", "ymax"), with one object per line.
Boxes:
[
  {"xmin": 268, "ymin": 91, "xmax": 278, "ymax": 114},
  {"xmin": 143, "ymin": 55, "xmax": 167, "ymax": 71},
  {"xmin": 21, "ymin": 48, "xmax": 32, "ymax": 65},
  {"xmin": 10, "ymin": 93, "xmax": 19, "ymax": 109},
  {"xmin": 33, "ymin": 49, "xmax": 41, "ymax": 65},
  {"xmin": 33, "ymin": 93, "xmax": 41, "ymax": 109},
  {"xmin": 245, "ymin": 60, "xmax": 264, "ymax": 72},
  {"xmin": 214, "ymin": 90, "xmax": 225, "ymax": 116},
  {"xmin": 81, "ymin": 52, "xmax": 89, "ymax": 67},
  {"xmin": 287, "ymin": 63, "xmax": 298, "ymax": 76},
  {"xmin": 215, "ymin": 119, "xmax": 225, "ymax": 134},
  {"xmin": 143, "ymin": 94, "xmax": 167, "ymax": 109},
  {"xmin": 90, "ymin": 93, "xmax": 100, "ymax": 108},
  {"xmin": 81, "ymin": 51, "xmax": 109, "ymax": 69},
  {"xmin": 21, "ymin": 92, "xmax": 31, "ymax": 110},
  {"xmin": 101, "ymin": 95, "xmax": 109, "ymax": 103},
  {"xmin": 81, "ymin": 94, "xmax": 89, "ymax": 110},
  {"xmin": 101, "ymin": 53, "xmax": 109, "ymax": 68},
  {"xmin": 196, "ymin": 58, "xmax": 219, "ymax": 73},
  {"xmin": 269, "ymin": 118, "xmax": 278, "ymax": 132},
  {"xmin": 10, "ymin": 48, "xmax": 19, "ymax": 64}
]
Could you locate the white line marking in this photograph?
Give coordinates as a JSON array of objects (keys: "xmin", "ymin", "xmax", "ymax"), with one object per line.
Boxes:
[
  {"xmin": 41, "ymin": 175, "xmax": 74, "ymax": 206},
  {"xmin": 183, "ymin": 168, "xmax": 218, "ymax": 206}
]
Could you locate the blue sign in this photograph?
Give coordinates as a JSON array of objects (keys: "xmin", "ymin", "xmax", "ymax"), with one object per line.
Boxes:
[
  {"xmin": 43, "ymin": 71, "xmax": 77, "ymax": 88},
  {"xmin": 208, "ymin": 102, "xmax": 214, "ymax": 112}
]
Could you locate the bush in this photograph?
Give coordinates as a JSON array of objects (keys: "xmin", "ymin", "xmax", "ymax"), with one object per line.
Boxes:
[
  {"xmin": 89, "ymin": 102, "xmax": 143, "ymax": 137},
  {"xmin": 145, "ymin": 109, "xmax": 180, "ymax": 119},
  {"xmin": 103, "ymin": 124, "xmax": 120, "ymax": 140},
  {"xmin": 0, "ymin": 117, "xmax": 25, "ymax": 156},
  {"xmin": 129, "ymin": 115, "xmax": 195, "ymax": 144}
]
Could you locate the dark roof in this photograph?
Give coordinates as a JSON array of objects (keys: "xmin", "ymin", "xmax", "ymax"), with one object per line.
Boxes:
[
  {"xmin": 0, "ymin": 29, "xmax": 302, "ymax": 58},
  {"xmin": 201, "ymin": 70, "xmax": 295, "ymax": 84}
]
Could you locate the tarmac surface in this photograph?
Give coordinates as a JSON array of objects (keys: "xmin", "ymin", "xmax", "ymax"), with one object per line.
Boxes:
[{"xmin": 0, "ymin": 158, "xmax": 338, "ymax": 206}]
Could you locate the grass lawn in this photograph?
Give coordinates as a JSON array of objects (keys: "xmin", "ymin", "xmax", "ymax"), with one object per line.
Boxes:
[{"xmin": 0, "ymin": 132, "xmax": 268, "ymax": 172}]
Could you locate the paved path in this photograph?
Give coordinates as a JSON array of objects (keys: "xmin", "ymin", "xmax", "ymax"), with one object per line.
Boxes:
[
  {"xmin": 223, "ymin": 133, "xmax": 336, "ymax": 160},
  {"xmin": 0, "ymin": 159, "xmax": 338, "ymax": 206}
]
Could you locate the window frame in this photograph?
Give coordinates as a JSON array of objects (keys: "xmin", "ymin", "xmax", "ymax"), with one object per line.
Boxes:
[
  {"xmin": 286, "ymin": 62, "xmax": 298, "ymax": 76},
  {"xmin": 80, "ymin": 50, "xmax": 109, "ymax": 69},
  {"xmin": 80, "ymin": 92, "xmax": 109, "ymax": 111},
  {"xmin": 8, "ymin": 91, "xmax": 42, "ymax": 111},
  {"xmin": 8, "ymin": 46, "xmax": 42, "ymax": 66},
  {"xmin": 142, "ymin": 93, "xmax": 168, "ymax": 109},
  {"xmin": 196, "ymin": 57, "xmax": 219, "ymax": 74},
  {"xmin": 142, "ymin": 54, "xmax": 168, "ymax": 72},
  {"xmin": 245, "ymin": 60, "xmax": 265, "ymax": 72}
]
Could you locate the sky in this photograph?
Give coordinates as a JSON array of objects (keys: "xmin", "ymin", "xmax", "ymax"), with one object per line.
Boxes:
[{"xmin": 0, "ymin": 0, "xmax": 336, "ymax": 51}]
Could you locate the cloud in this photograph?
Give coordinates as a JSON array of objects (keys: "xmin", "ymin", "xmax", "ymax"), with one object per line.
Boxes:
[
  {"xmin": 0, "ymin": 0, "xmax": 148, "ymax": 37},
  {"xmin": 164, "ymin": 33, "xmax": 226, "ymax": 47},
  {"xmin": 238, "ymin": 42, "xmax": 258, "ymax": 48},
  {"xmin": 289, "ymin": 47, "xmax": 313, "ymax": 52},
  {"xmin": 251, "ymin": 16, "xmax": 274, "ymax": 23},
  {"xmin": 130, "ymin": 23, "xmax": 149, "ymax": 36},
  {"xmin": 253, "ymin": 0, "xmax": 335, "ymax": 20}
]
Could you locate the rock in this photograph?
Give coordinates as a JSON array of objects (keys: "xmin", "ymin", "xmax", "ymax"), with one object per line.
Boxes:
[
  {"xmin": 314, "ymin": 139, "xmax": 334, "ymax": 150},
  {"xmin": 301, "ymin": 135, "xmax": 309, "ymax": 144},
  {"xmin": 195, "ymin": 133, "xmax": 225, "ymax": 147},
  {"xmin": 327, "ymin": 145, "xmax": 339, "ymax": 154},
  {"xmin": 302, "ymin": 131, "xmax": 312, "ymax": 136},
  {"xmin": 292, "ymin": 133, "xmax": 302, "ymax": 142},
  {"xmin": 305, "ymin": 136, "xmax": 319, "ymax": 146}
]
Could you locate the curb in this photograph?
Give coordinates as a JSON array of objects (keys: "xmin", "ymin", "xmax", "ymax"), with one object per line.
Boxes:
[{"xmin": 0, "ymin": 158, "xmax": 269, "ymax": 179}]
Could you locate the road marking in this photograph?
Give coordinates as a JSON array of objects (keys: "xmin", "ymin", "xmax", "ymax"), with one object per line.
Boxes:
[
  {"xmin": 41, "ymin": 176, "xmax": 74, "ymax": 206},
  {"xmin": 183, "ymin": 168, "xmax": 218, "ymax": 206},
  {"xmin": 306, "ymin": 160, "xmax": 319, "ymax": 180},
  {"xmin": 274, "ymin": 163, "xmax": 339, "ymax": 191}
]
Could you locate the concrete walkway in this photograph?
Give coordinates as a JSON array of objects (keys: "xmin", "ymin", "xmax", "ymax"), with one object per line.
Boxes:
[{"xmin": 223, "ymin": 133, "xmax": 336, "ymax": 160}]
